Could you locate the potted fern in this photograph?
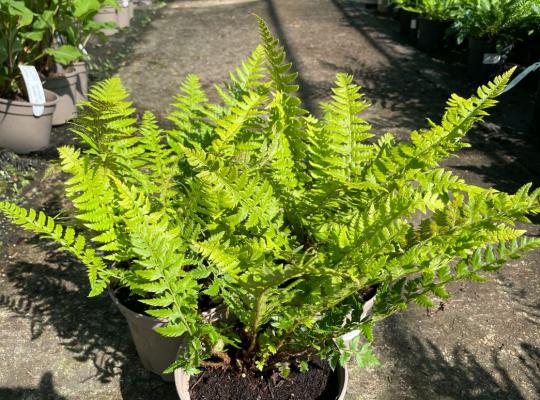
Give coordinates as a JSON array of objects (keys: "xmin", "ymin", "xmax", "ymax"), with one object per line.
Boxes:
[
  {"xmin": 1, "ymin": 16, "xmax": 540, "ymax": 399},
  {"xmin": 453, "ymin": 0, "xmax": 540, "ymax": 79},
  {"xmin": 393, "ymin": 0, "xmax": 419, "ymax": 39},
  {"xmin": 405, "ymin": 0, "xmax": 459, "ymax": 52}
]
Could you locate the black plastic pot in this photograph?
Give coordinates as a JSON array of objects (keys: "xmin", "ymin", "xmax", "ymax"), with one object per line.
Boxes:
[
  {"xmin": 467, "ymin": 37, "xmax": 504, "ymax": 81},
  {"xmin": 511, "ymin": 35, "xmax": 540, "ymax": 66},
  {"xmin": 399, "ymin": 9, "xmax": 412, "ymax": 36},
  {"xmin": 533, "ymin": 80, "xmax": 540, "ymax": 135},
  {"xmin": 416, "ymin": 18, "xmax": 450, "ymax": 53}
]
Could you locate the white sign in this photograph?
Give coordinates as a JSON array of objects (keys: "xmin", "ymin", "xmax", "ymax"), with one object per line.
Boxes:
[
  {"xmin": 19, "ymin": 65, "xmax": 46, "ymax": 117},
  {"xmin": 483, "ymin": 53, "xmax": 502, "ymax": 65},
  {"xmin": 410, "ymin": 19, "xmax": 417, "ymax": 29}
]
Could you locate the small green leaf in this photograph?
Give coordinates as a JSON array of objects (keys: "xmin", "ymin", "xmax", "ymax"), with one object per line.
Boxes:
[{"xmin": 355, "ymin": 344, "xmax": 380, "ymax": 369}]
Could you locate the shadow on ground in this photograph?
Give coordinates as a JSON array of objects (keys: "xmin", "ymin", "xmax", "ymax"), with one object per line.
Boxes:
[
  {"xmin": 0, "ymin": 236, "xmax": 176, "ymax": 398},
  {"xmin": 0, "ymin": 372, "xmax": 67, "ymax": 400}
]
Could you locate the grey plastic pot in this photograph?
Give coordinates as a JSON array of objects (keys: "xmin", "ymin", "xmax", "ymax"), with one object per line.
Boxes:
[
  {"xmin": 72, "ymin": 61, "xmax": 88, "ymax": 102},
  {"xmin": 109, "ymin": 289, "xmax": 185, "ymax": 382},
  {"xmin": 117, "ymin": 1, "xmax": 131, "ymax": 29},
  {"xmin": 0, "ymin": 90, "xmax": 58, "ymax": 154},
  {"xmin": 94, "ymin": 6, "xmax": 118, "ymax": 36},
  {"xmin": 174, "ymin": 364, "xmax": 349, "ymax": 400},
  {"xmin": 43, "ymin": 68, "xmax": 78, "ymax": 126}
]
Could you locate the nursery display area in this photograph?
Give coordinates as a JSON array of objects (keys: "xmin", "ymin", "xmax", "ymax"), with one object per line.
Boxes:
[{"xmin": 0, "ymin": 0, "xmax": 539, "ymax": 399}]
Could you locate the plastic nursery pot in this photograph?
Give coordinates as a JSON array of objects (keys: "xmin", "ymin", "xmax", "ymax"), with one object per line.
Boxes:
[
  {"xmin": 0, "ymin": 90, "xmax": 58, "ymax": 154},
  {"xmin": 533, "ymin": 80, "xmax": 540, "ymax": 135},
  {"xmin": 117, "ymin": 0, "xmax": 131, "ymax": 29},
  {"xmin": 109, "ymin": 288, "xmax": 185, "ymax": 382},
  {"xmin": 72, "ymin": 61, "xmax": 88, "ymax": 102},
  {"xmin": 467, "ymin": 37, "xmax": 504, "ymax": 81},
  {"xmin": 340, "ymin": 285, "xmax": 378, "ymax": 345},
  {"xmin": 174, "ymin": 364, "xmax": 349, "ymax": 400},
  {"xmin": 43, "ymin": 68, "xmax": 79, "ymax": 126},
  {"xmin": 377, "ymin": 0, "xmax": 390, "ymax": 13},
  {"xmin": 416, "ymin": 18, "xmax": 450, "ymax": 53},
  {"xmin": 94, "ymin": 6, "xmax": 118, "ymax": 36}
]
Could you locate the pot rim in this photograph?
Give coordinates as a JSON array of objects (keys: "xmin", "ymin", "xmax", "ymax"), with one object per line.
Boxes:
[
  {"xmin": 108, "ymin": 286, "xmax": 169, "ymax": 323},
  {"xmin": 0, "ymin": 89, "xmax": 59, "ymax": 108},
  {"xmin": 45, "ymin": 67, "xmax": 79, "ymax": 81},
  {"xmin": 174, "ymin": 363, "xmax": 349, "ymax": 400}
]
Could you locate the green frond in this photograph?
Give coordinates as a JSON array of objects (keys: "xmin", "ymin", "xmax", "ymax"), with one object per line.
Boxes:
[{"xmin": 0, "ymin": 202, "xmax": 109, "ymax": 296}]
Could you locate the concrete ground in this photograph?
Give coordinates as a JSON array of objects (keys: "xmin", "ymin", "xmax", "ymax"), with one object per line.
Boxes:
[{"xmin": 0, "ymin": 0, "xmax": 539, "ymax": 399}]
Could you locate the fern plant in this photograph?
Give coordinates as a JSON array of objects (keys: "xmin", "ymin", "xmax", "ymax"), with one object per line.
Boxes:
[
  {"xmin": 1, "ymin": 17, "xmax": 539, "ymax": 377},
  {"xmin": 396, "ymin": 0, "xmax": 460, "ymax": 21},
  {"xmin": 453, "ymin": 0, "xmax": 540, "ymax": 47}
]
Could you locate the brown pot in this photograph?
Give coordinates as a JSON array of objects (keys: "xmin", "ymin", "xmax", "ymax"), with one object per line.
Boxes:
[
  {"xmin": 174, "ymin": 364, "xmax": 349, "ymax": 400},
  {"xmin": 43, "ymin": 68, "xmax": 79, "ymax": 126},
  {"xmin": 0, "ymin": 90, "xmax": 58, "ymax": 154},
  {"xmin": 72, "ymin": 61, "xmax": 88, "ymax": 102},
  {"xmin": 117, "ymin": 1, "xmax": 131, "ymax": 29},
  {"xmin": 94, "ymin": 6, "xmax": 118, "ymax": 36},
  {"xmin": 109, "ymin": 289, "xmax": 185, "ymax": 382}
]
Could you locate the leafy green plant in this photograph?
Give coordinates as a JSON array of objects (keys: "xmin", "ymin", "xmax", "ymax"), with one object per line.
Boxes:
[
  {"xmin": 1, "ymin": 17, "xmax": 539, "ymax": 378},
  {"xmin": 0, "ymin": 0, "xmax": 109, "ymax": 99},
  {"xmin": 453, "ymin": 0, "xmax": 540, "ymax": 47},
  {"xmin": 395, "ymin": 0, "xmax": 460, "ymax": 21},
  {"xmin": 55, "ymin": 0, "xmax": 118, "ymax": 60}
]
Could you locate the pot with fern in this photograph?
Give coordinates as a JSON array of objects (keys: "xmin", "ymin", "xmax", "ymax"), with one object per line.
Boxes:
[
  {"xmin": 453, "ymin": 0, "xmax": 540, "ymax": 80},
  {"xmin": 404, "ymin": 0, "xmax": 458, "ymax": 52},
  {"xmin": 0, "ymin": 0, "xmax": 59, "ymax": 153},
  {"xmin": 394, "ymin": 0, "xmax": 419, "ymax": 39},
  {"xmin": 2, "ymin": 15, "xmax": 540, "ymax": 400}
]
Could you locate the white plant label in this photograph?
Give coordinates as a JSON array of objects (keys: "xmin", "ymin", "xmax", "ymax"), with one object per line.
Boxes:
[
  {"xmin": 78, "ymin": 43, "xmax": 88, "ymax": 55},
  {"xmin": 483, "ymin": 53, "xmax": 502, "ymax": 65},
  {"xmin": 410, "ymin": 19, "xmax": 417, "ymax": 29},
  {"xmin": 19, "ymin": 65, "xmax": 45, "ymax": 117},
  {"xmin": 122, "ymin": 0, "xmax": 129, "ymax": 7}
]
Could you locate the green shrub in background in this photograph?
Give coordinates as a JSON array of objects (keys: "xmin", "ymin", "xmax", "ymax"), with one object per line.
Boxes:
[
  {"xmin": 395, "ymin": 0, "xmax": 460, "ymax": 21},
  {"xmin": 1, "ymin": 17, "xmax": 540, "ymax": 376},
  {"xmin": 0, "ymin": 0, "xmax": 116, "ymax": 99},
  {"xmin": 453, "ymin": 0, "xmax": 540, "ymax": 48}
]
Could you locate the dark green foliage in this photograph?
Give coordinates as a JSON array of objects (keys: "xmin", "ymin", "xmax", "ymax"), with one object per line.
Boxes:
[{"xmin": 1, "ymin": 17, "xmax": 539, "ymax": 375}]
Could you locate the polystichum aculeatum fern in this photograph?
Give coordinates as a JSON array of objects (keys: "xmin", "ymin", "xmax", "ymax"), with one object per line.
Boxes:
[{"xmin": 1, "ymin": 17, "xmax": 539, "ymax": 375}]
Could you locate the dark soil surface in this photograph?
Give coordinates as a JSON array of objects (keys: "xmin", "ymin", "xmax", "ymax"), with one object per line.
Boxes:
[
  {"xmin": 190, "ymin": 359, "xmax": 339, "ymax": 400},
  {"xmin": 0, "ymin": 0, "xmax": 539, "ymax": 399}
]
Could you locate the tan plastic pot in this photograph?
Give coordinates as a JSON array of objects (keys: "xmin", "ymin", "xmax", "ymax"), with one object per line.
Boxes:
[
  {"xmin": 94, "ymin": 6, "xmax": 118, "ymax": 36},
  {"xmin": 175, "ymin": 364, "xmax": 349, "ymax": 400},
  {"xmin": 72, "ymin": 61, "xmax": 88, "ymax": 102},
  {"xmin": 43, "ymin": 68, "xmax": 78, "ymax": 126},
  {"xmin": 0, "ymin": 90, "xmax": 58, "ymax": 154},
  {"xmin": 117, "ymin": 1, "xmax": 131, "ymax": 29},
  {"xmin": 109, "ymin": 289, "xmax": 185, "ymax": 382}
]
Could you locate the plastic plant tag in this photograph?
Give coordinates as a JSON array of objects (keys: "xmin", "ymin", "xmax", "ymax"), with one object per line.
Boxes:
[
  {"xmin": 410, "ymin": 19, "xmax": 417, "ymax": 29},
  {"xmin": 122, "ymin": 0, "xmax": 129, "ymax": 7},
  {"xmin": 79, "ymin": 44, "xmax": 89, "ymax": 55},
  {"xmin": 19, "ymin": 65, "xmax": 46, "ymax": 117},
  {"xmin": 483, "ymin": 53, "xmax": 502, "ymax": 65}
]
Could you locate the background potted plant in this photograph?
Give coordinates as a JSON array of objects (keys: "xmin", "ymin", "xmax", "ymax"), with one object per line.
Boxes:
[
  {"xmin": 0, "ymin": 0, "xmax": 59, "ymax": 153},
  {"xmin": 56, "ymin": 0, "xmax": 117, "ymax": 101},
  {"xmin": 393, "ymin": 0, "xmax": 420, "ymax": 40},
  {"xmin": 20, "ymin": 0, "xmax": 87, "ymax": 126},
  {"xmin": 406, "ymin": 0, "xmax": 459, "ymax": 52},
  {"xmin": 453, "ymin": 0, "xmax": 540, "ymax": 80},
  {"xmin": 93, "ymin": 0, "xmax": 119, "ymax": 36}
]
